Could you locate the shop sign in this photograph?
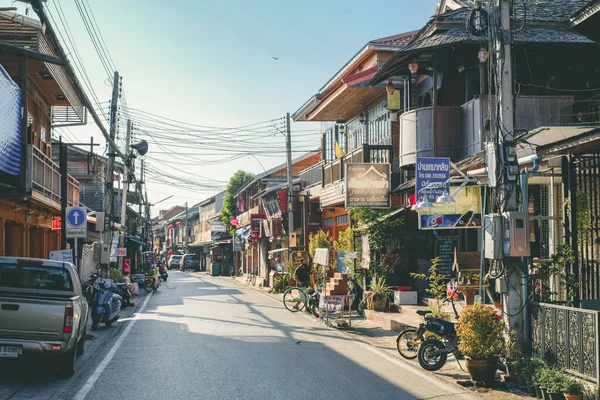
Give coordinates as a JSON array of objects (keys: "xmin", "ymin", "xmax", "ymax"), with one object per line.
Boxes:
[
  {"xmin": 262, "ymin": 219, "xmax": 272, "ymax": 237},
  {"xmin": 345, "ymin": 163, "xmax": 391, "ymax": 208},
  {"xmin": 418, "ymin": 186, "xmax": 482, "ymax": 230},
  {"xmin": 211, "ymin": 221, "xmax": 227, "ymax": 240},
  {"xmin": 117, "ymin": 248, "xmax": 127, "ymax": 257},
  {"xmin": 415, "ymin": 157, "xmax": 450, "ymax": 202},
  {"xmin": 250, "ymin": 214, "xmax": 266, "ymax": 238}
]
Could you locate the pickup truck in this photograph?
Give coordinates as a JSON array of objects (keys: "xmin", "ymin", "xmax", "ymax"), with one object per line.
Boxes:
[{"xmin": 0, "ymin": 257, "xmax": 89, "ymax": 376}]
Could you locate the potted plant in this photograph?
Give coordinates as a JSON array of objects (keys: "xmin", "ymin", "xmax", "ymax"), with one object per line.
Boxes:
[
  {"xmin": 364, "ymin": 275, "xmax": 392, "ymax": 312},
  {"xmin": 456, "ymin": 304, "xmax": 504, "ymax": 384},
  {"xmin": 562, "ymin": 377, "xmax": 585, "ymax": 400},
  {"xmin": 547, "ymin": 370, "xmax": 569, "ymax": 400},
  {"xmin": 461, "ymin": 271, "xmax": 480, "ymax": 285}
]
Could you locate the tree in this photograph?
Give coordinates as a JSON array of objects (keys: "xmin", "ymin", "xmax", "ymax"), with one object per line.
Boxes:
[{"xmin": 221, "ymin": 170, "xmax": 254, "ymax": 235}]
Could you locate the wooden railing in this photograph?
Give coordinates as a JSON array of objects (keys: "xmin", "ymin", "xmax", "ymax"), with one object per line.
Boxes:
[{"xmin": 27, "ymin": 145, "xmax": 79, "ymax": 207}]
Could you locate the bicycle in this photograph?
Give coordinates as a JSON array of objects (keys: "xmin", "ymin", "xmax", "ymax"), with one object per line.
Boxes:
[{"xmin": 245, "ymin": 270, "xmax": 257, "ymax": 286}]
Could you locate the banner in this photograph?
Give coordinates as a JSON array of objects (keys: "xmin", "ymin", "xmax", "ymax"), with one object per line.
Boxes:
[
  {"xmin": 0, "ymin": 64, "xmax": 21, "ymax": 175},
  {"xmin": 345, "ymin": 163, "xmax": 391, "ymax": 208},
  {"xmin": 418, "ymin": 186, "xmax": 482, "ymax": 230}
]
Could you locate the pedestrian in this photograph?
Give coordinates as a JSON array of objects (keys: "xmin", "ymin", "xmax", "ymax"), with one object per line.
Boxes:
[{"xmin": 294, "ymin": 258, "xmax": 311, "ymax": 310}]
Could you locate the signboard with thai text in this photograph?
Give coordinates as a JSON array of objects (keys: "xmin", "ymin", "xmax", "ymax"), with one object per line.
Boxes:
[
  {"xmin": 415, "ymin": 157, "xmax": 450, "ymax": 203},
  {"xmin": 345, "ymin": 163, "xmax": 391, "ymax": 208}
]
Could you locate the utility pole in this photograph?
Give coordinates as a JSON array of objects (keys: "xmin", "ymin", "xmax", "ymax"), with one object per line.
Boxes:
[
  {"xmin": 59, "ymin": 136, "xmax": 68, "ymax": 250},
  {"xmin": 184, "ymin": 202, "xmax": 188, "ymax": 254},
  {"xmin": 286, "ymin": 112, "xmax": 294, "ymax": 252},
  {"xmin": 494, "ymin": 0, "xmax": 522, "ymax": 335},
  {"xmin": 118, "ymin": 119, "xmax": 132, "ymax": 271},
  {"xmin": 102, "ymin": 71, "xmax": 120, "ymax": 272}
]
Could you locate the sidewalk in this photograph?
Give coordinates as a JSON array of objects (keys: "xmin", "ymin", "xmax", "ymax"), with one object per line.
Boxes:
[{"xmin": 217, "ymin": 273, "xmax": 530, "ymax": 399}]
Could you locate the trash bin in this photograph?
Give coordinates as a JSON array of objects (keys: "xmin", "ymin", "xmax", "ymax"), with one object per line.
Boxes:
[{"xmin": 211, "ymin": 263, "xmax": 222, "ymax": 276}]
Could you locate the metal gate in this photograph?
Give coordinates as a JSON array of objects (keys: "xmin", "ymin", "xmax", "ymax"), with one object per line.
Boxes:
[{"xmin": 575, "ymin": 155, "xmax": 600, "ymax": 301}]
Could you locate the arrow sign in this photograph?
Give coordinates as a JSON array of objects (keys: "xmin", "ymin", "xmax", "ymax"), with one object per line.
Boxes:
[{"xmin": 65, "ymin": 206, "xmax": 88, "ymax": 239}]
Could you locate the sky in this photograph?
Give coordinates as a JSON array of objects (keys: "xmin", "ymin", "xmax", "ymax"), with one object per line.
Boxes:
[{"xmin": 5, "ymin": 0, "xmax": 438, "ymax": 215}]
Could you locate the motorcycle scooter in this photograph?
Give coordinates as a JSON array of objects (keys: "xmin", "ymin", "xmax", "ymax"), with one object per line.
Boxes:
[
  {"xmin": 90, "ymin": 279, "xmax": 122, "ymax": 330},
  {"xmin": 159, "ymin": 263, "xmax": 168, "ymax": 281}
]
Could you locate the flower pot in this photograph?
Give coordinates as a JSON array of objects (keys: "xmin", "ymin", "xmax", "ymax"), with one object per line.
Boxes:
[
  {"xmin": 526, "ymin": 377, "xmax": 537, "ymax": 395},
  {"xmin": 287, "ymin": 278, "xmax": 296, "ymax": 287},
  {"xmin": 517, "ymin": 374, "xmax": 528, "ymax": 391},
  {"xmin": 535, "ymin": 384, "xmax": 543, "ymax": 399},
  {"xmin": 540, "ymin": 387, "xmax": 549, "ymax": 400},
  {"xmin": 564, "ymin": 395, "xmax": 583, "ymax": 400},
  {"xmin": 368, "ymin": 297, "xmax": 387, "ymax": 312},
  {"xmin": 546, "ymin": 391, "xmax": 565, "ymax": 400},
  {"xmin": 465, "ymin": 358, "xmax": 498, "ymax": 384}
]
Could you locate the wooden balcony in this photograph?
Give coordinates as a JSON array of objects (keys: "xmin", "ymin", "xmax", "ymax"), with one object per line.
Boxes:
[
  {"xmin": 399, "ymin": 106, "xmax": 460, "ymax": 167},
  {"xmin": 26, "ymin": 145, "xmax": 79, "ymax": 211},
  {"xmin": 299, "ymin": 161, "xmax": 323, "ymax": 189},
  {"xmin": 399, "ymin": 95, "xmax": 578, "ymax": 166}
]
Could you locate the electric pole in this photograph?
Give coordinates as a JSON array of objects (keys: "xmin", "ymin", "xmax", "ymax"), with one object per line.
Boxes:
[
  {"xmin": 118, "ymin": 119, "xmax": 132, "ymax": 271},
  {"xmin": 184, "ymin": 202, "xmax": 188, "ymax": 254},
  {"xmin": 102, "ymin": 71, "xmax": 120, "ymax": 272},
  {"xmin": 286, "ymin": 112, "xmax": 294, "ymax": 251},
  {"xmin": 494, "ymin": 0, "xmax": 522, "ymax": 334}
]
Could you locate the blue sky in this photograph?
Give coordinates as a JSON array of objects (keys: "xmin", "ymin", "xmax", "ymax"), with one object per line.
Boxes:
[{"xmin": 6, "ymin": 0, "xmax": 438, "ymax": 213}]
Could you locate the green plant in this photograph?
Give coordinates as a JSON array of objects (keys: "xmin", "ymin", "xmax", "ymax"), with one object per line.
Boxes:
[
  {"xmin": 221, "ymin": 170, "xmax": 254, "ymax": 235},
  {"xmin": 108, "ymin": 268, "xmax": 123, "ymax": 283},
  {"xmin": 365, "ymin": 274, "xmax": 393, "ymax": 310},
  {"xmin": 462, "ymin": 271, "xmax": 480, "ymax": 284},
  {"xmin": 501, "ymin": 330, "xmax": 523, "ymax": 367},
  {"xmin": 272, "ymin": 274, "xmax": 290, "ymax": 294},
  {"xmin": 287, "ymin": 261, "xmax": 297, "ymax": 278},
  {"xmin": 562, "ymin": 377, "xmax": 585, "ymax": 395},
  {"xmin": 411, "ymin": 258, "xmax": 447, "ymax": 317},
  {"xmin": 536, "ymin": 367, "xmax": 565, "ymax": 389},
  {"xmin": 456, "ymin": 304, "xmax": 504, "ymax": 360},
  {"xmin": 547, "ymin": 370, "xmax": 569, "ymax": 392},
  {"xmin": 333, "ymin": 228, "xmax": 356, "ymax": 274},
  {"xmin": 347, "ymin": 208, "xmax": 403, "ymax": 253},
  {"xmin": 308, "ymin": 230, "xmax": 332, "ymax": 262}
]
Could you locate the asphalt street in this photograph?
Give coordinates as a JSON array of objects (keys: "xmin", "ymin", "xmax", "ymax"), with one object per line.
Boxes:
[{"xmin": 0, "ymin": 271, "xmax": 475, "ymax": 400}]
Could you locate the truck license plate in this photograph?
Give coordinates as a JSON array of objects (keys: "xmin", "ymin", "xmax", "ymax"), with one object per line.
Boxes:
[{"xmin": 0, "ymin": 345, "xmax": 19, "ymax": 358}]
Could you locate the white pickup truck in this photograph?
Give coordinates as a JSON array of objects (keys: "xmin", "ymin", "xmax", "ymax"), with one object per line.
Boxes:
[{"xmin": 0, "ymin": 257, "xmax": 89, "ymax": 376}]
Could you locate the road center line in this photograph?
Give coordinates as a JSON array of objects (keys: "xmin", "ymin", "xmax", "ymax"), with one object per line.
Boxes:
[{"xmin": 74, "ymin": 292, "xmax": 153, "ymax": 400}]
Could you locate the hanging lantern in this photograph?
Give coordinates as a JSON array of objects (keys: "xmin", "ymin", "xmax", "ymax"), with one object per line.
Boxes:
[
  {"xmin": 408, "ymin": 62, "xmax": 419, "ymax": 75},
  {"xmin": 386, "ymin": 80, "xmax": 396, "ymax": 95},
  {"xmin": 175, "ymin": 221, "xmax": 182, "ymax": 227},
  {"xmin": 478, "ymin": 48, "xmax": 489, "ymax": 63}
]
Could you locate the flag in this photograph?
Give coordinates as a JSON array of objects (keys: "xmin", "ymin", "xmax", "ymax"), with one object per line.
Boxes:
[
  {"xmin": 237, "ymin": 194, "xmax": 246, "ymax": 213},
  {"xmin": 335, "ymin": 140, "xmax": 345, "ymax": 158}
]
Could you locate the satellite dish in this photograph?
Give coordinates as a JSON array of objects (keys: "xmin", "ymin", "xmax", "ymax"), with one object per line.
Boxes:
[{"xmin": 130, "ymin": 140, "xmax": 148, "ymax": 156}]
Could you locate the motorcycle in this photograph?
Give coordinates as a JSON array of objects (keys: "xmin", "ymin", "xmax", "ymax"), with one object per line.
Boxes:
[
  {"xmin": 111, "ymin": 281, "xmax": 135, "ymax": 308},
  {"xmin": 159, "ymin": 263, "xmax": 168, "ymax": 281},
  {"xmin": 89, "ymin": 276, "xmax": 122, "ymax": 330},
  {"xmin": 416, "ymin": 291, "xmax": 462, "ymax": 371}
]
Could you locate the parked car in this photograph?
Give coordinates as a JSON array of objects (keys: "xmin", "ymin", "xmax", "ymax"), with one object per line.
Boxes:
[
  {"xmin": 179, "ymin": 254, "xmax": 200, "ymax": 272},
  {"xmin": 0, "ymin": 257, "xmax": 89, "ymax": 376},
  {"xmin": 168, "ymin": 255, "xmax": 182, "ymax": 270}
]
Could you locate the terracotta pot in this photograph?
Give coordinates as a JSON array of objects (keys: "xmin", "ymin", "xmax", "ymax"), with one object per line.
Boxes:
[
  {"xmin": 546, "ymin": 391, "xmax": 565, "ymax": 400},
  {"xmin": 465, "ymin": 358, "xmax": 498, "ymax": 384},
  {"xmin": 288, "ymin": 278, "xmax": 296, "ymax": 287},
  {"xmin": 564, "ymin": 395, "xmax": 583, "ymax": 400}
]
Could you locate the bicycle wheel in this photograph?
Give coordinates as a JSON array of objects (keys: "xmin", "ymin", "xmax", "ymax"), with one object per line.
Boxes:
[
  {"xmin": 396, "ymin": 328, "xmax": 421, "ymax": 359},
  {"xmin": 283, "ymin": 287, "xmax": 307, "ymax": 312},
  {"xmin": 143, "ymin": 280, "xmax": 154, "ymax": 293}
]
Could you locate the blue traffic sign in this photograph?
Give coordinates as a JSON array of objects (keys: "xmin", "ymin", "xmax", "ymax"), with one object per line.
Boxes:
[
  {"xmin": 66, "ymin": 207, "xmax": 86, "ymax": 228},
  {"xmin": 415, "ymin": 157, "xmax": 451, "ymax": 202}
]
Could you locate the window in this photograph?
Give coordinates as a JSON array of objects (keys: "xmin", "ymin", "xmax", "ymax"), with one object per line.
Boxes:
[
  {"xmin": 336, "ymin": 214, "xmax": 349, "ymax": 225},
  {"xmin": 323, "ymin": 218, "xmax": 334, "ymax": 227},
  {"xmin": 0, "ymin": 262, "xmax": 74, "ymax": 292},
  {"xmin": 346, "ymin": 117, "xmax": 366, "ymax": 153},
  {"xmin": 367, "ymin": 102, "xmax": 391, "ymax": 146},
  {"xmin": 323, "ymin": 126, "xmax": 334, "ymax": 162}
]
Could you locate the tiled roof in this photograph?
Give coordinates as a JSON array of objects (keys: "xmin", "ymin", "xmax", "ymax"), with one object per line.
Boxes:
[
  {"xmin": 370, "ymin": 30, "xmax": 419, "ymax": 47},
  {"xmin": 435, "ymin": 1, "xmax": 592, "ymax": 22}
]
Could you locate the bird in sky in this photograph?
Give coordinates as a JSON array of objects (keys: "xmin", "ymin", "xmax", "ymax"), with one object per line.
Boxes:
[{"xmin": 272, "ymin": 57, "xmax": 279, "ymax": 60}]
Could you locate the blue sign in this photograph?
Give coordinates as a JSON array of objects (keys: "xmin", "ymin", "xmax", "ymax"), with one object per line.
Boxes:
[
  {"xmin": 66, "ymin": 208, "xmax": 86, "ymax": 227},
  {"xmin": 415, "ymin": 157, "xmax": 451, "ymax": 202}
]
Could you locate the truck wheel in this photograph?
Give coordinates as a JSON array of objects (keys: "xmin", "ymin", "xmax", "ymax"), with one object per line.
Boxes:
[
  {"xmin": 59, "ymin": 348, "xmax": 76, "ymax": 377},
  {"xmin": 77, "ymin": 328, "xmax": 86, "ymax": 355}
]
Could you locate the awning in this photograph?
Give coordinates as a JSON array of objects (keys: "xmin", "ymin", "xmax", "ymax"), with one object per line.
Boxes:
[
  {"xmin": 523, "ymin": 126, "xmax": 600, "ymax": 155},
  {"xmin": 252, "ymin": 182, "xmax": 287, "ymax": 199}
]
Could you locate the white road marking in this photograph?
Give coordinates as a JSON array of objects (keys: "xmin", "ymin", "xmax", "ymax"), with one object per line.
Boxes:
[{"xmin": 74, "ymin": 292, "xmax": 153, "ymax": 400}]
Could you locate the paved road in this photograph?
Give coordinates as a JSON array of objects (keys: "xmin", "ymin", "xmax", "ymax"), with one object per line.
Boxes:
[{"xmin": 0, "ymin": 271, "xmax": 474, "ymax": 400}]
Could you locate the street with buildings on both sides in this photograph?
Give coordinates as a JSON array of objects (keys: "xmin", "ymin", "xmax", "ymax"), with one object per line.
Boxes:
[{"xmin": 0, "ymin": 271, "xmax": 482, "ymax": 400}]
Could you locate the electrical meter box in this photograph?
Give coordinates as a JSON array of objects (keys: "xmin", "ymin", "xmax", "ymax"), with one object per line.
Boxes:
[
  {"xmin": 503, "ymin": 211, "xmax": 530, "ymax": 257},
  {"xmin": 484, "ymin": 214, "xmax": 503, "ymax": 260},
  {"xmin": 100, "ymin": 244, "xmax": 111, "ymax": 264}
]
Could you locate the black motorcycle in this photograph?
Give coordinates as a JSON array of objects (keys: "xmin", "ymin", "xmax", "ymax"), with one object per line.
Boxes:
[
  {"xmin": 417, "ymin": 293, "xmax": 462, "ymax": 371},
  {"xmin": 111, "ymin": 281, "xmax": 134, "ymax": 308}
]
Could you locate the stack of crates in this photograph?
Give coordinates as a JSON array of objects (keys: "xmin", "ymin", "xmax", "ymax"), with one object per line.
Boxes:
[{"xmin": 325, "ymin": 273, "xmax": 348, "ymax": 295}]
